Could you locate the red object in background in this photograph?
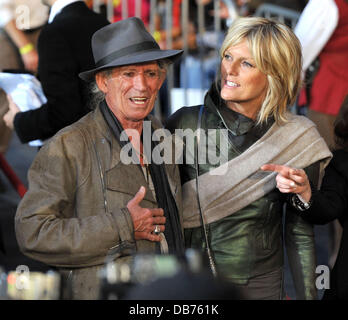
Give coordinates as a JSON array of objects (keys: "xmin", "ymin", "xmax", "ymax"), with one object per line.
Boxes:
[
  {"xmin": 0, "ymin": 154, "xmax": 27, "ymax": 198},
  {"xmin": 299, "ymin": 0, "xmax": 348, "ymax": 116},
  {"xmin": 173, "ymin": 0, "xmax": 181, "ymax": 28},
  {"xmin": 86, "ymin": 0, "xmax": 182, "ymax": 29},
  {"xmin": 113, "ymin": 0, "xmax": 151, "ymax": 26}
]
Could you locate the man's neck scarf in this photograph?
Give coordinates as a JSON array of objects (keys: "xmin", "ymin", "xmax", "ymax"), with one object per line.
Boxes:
[{"xmin": 100, "ymin": 100, "xmax": 184, "ymax": 254}]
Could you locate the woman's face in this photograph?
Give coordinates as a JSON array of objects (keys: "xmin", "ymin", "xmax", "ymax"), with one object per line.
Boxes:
[{"xmin": 220, "ymin": 39, "xmax": 268, "ymax": 118}]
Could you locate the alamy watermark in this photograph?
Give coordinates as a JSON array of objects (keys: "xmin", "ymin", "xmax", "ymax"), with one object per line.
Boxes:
[
  {"xmin": 316, "ymin": 265, "xmax": 330, "ymax": 290},
  {"xmin": 14, "ymin": 264, "xmax": 30, "ymax": 290},
  {"xmin": 15, "ymin": 5, "xmax": 31, "ymax": 30},
  {"xmin": 3, "ymin": 265, "xmax": 60, "ymax": 300},
  {"xmin": 119, "ymin": 121, "xmax": 229, "ymax": 175}
]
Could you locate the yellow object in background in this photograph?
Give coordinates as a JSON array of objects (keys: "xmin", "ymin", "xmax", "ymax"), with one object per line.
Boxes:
[{"xmin": 19, "ymin": 43, "xmax": 34, "ymax": 55}]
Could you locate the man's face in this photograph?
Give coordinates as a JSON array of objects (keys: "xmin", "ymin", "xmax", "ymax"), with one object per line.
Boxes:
[{"xmin": 97, "ymin": 62, "xmax": 166, "ymax": 125}]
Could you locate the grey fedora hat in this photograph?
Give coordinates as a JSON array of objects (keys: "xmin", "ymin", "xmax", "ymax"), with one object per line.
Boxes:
[{"xmin": 79, "ymin": 17, "xmax": 183, "ymax": 82}]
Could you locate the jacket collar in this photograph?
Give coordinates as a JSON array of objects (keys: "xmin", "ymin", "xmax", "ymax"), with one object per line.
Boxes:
[
  {"xmin": 204, "ymin": 83, "xmax": 254, "ymax": 135},
  {"xmin": 204, "ymin": 82, "xmax": 274, "ymax": 138},
  {"xmin": 48, "ymin": 0, "xmax": 84, "ymax": 23},
  {"xmin": 91, "ymin": 103, "xmax": 121, "ymax": 170},
  {"xmin": 91, "ymin": 103, "xmax": 179, "ymax": 207},
  {"xmin": 92, "ymin": 102, "xmax": 168, "ymax": 168}
]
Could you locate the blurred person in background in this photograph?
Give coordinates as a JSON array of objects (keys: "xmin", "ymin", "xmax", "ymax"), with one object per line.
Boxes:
[
  {"xmin": 247, "ymin": 0, "xmax": 308, "ymax": 14},
  {"xmin": 0, "ymin": 0, "xmax": 48, "ymax": 154},
  {"xmin": 295, "ymin": 0, "xmax": 348, "ymax": 269},
  {"xmin": 113, "ymin": 0, "xmax": 150, "ymax": 26},
  {"xmin": 295, "ymin": 0, "xmax": 348, "ymax": 149},
  {"xmin": 179, "ymin": 0, "xmax": 229, "ymax": 91},
  {"xmin": 86, "ymin": 0, "xmax": 151, "ymax": 26},
  {"xmin": 262, "ymin": 96, "xmax": 348, "ymax": 300},
  {"xmin": 3, "ymin": 0, "xmax": 109, "ymax": 145}
]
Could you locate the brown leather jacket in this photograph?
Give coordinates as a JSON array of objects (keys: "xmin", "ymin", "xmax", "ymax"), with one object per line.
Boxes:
[{"xmin": 15, "ymin": 106, "xmax": 183, "ymax": 299}]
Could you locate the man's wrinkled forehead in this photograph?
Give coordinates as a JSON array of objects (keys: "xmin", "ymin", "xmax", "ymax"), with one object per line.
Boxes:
[
  {"xmin": 106, "ymin": 62, "xmax": 161, "ymax": 76},
  {"xmin": 118, "ymin": 61, "xmax": 160, "ymax": 71}
]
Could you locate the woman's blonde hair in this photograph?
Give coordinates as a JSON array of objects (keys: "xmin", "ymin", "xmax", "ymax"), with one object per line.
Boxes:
[{"xmin": 219, "ymin": 17, "xmax": 302, "ymax": 124}]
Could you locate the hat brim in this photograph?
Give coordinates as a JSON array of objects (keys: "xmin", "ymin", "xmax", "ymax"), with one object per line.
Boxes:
[{"xmin": 79, "ymin": 49, "xmax": 183, "ymax": 82}]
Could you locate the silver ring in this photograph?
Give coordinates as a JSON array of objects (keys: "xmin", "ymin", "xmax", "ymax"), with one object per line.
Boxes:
[{"xmin": 154, "ymin": 225, "xmax": 161, "ymax": 235}]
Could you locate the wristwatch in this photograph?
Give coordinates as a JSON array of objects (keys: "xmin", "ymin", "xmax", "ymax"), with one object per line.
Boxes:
[{"xmin": 291, "ymin": 193, "xmax": 313, "ymax": 211}]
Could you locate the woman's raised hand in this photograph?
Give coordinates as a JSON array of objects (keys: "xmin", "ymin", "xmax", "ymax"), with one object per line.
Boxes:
[{"xmin": 261, "ymin": 164, "xmax": 312, "ymax": 202}]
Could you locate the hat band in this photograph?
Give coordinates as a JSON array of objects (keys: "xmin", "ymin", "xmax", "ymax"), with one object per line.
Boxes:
[{"xmin": 95, "ymin": 41, "xmax": 160, "ymax": 68}]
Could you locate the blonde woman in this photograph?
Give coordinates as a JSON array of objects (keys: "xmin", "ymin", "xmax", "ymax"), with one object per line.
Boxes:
[{"xmin": 166, "ymin": 17, "xmax": 332, "ymax": 300}]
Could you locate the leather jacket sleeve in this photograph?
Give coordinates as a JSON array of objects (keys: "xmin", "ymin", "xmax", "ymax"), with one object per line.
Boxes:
[
  {"xmin": 285, "ymin": 206, "xmax": 317, "ymax": 299},
  {"xmin": 284, "ymin": 162, "xmax": 320, "ymax": 300},
  {"xmin": 14, "ymin": 127, "xmax": 135, "ymax": 268}
]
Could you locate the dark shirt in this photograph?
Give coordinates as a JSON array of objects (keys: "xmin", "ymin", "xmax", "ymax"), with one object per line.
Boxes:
[{"xmin": 300, "ymin": 149, "xmax": 348, "ymax": 299}]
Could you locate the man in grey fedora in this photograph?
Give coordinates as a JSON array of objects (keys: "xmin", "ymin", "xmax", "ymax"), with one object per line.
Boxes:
[{"xmin": 14, "ymin": 17, "xmax": 184, "ymax": 300}]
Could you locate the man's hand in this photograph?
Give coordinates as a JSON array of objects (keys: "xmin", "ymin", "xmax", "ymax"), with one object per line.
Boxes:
[
  {"xmin": 3, "ymin": 95, "xmax": 20, "ymax": 130},
  {"xmin": 127, "ymin": 186, "xmax": 166, "ymax": 242},
  {"xmin": 261, "ymin": 164, "xmax": 312, "ymax": 202}
]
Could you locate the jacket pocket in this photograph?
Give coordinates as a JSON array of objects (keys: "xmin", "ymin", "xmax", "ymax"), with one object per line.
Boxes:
[{"xmin": 105, "ymin": 162, "xmax": 155, "ymax": 203}]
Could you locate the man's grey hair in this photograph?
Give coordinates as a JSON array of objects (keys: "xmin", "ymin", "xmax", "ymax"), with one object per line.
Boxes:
[{"xmin": 88, "ymin": 59, "xmax": 171, "ymax": 110}]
